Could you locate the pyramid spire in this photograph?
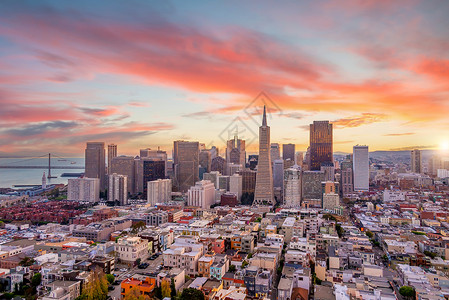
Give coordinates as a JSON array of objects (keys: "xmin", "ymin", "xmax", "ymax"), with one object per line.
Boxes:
[{"xmin": 262, "ymin": 105, "xmax": 267, "ymax": 126}]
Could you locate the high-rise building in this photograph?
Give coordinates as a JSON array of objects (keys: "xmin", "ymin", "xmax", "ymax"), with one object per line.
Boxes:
[
  {"xmin": 110, "ymin": 156, "xmax": 135, "ymax": 194},
  {"xmin": 227, "ymin": 163, "xmax": 242, "ymax": 176},
  {"xmin": 301, "ymin": 171, "xmax": 325, "ymax": 208},
  {"xmin": 253, "ymin": 106, "xmax": 274, "ymax": 205},
  {"xmin": 353, "ymin": 145, "xmax": 369, "ymax": 192},
  {"xmin": 140, "ymin": 148, "xmax": 168, "ymax": 177},
  {"xmin": 295, "ymin": 152, "xmax": 304, "ymax": 166},
  {"xmin": 187, "ymin": 180, "xmax": 215, "ymax": 208},
  {"xmin": 226, "ymin": 135, "xmax": 246, "ymax": 167},
  {"xmin": 209, "ymin": 146, "xmax": 219, "ymax": 159},
  {"xmin": 229, "ymin": 174, "xmax": 243, "ymax": 201},
  {"xmin": 411, "ymin": 149, "xmax": 422, "ymax": 174},
  {"xmin": 428, "ymin": 155, "xmax": 442, "ymax": 176},
  {"xmin": 282, "ymin": 144, "xmax": 295, "ymax": 161},
  {"xmin": 203, "ymin": 171, "xmax": 221, "ymax": 189},
  {"xmin": 239, "ymin": 169, "xmax": 257, "ymax": 194},
  {"xmin": 173, "ymin": 141, "xmax": 199, "ymax": 192},
  {"xmin": 107, "ymin": 144, "xmax": 117, "ymax": 175},
  {"xmin": 323, "ymin": 193, "xmax": 339, "ymax": 211},
  {"xmin": 108, "ymin": 173, "xmax": 128, "ymax": 205},
  {"xmin": 199, "ymin": 150, "xmax": 212, "ymax": 178},
  {"xmin": 320, "ymin": 162, "xmax": 335, "ymax": 182},
  {"xmin": 273, "ymin": 159, "xmax": 284, "ymax": 189},
  {"xmin": 248, "ymin": 155, "xmax": 258, "ymax": 170},
  {"xmin": 284, "ymin": 166, "xmax": 301, "ymax": 208},
  {"xmin": 218, "ymin": 175, "xmax": 230, "ymax": 191},
  {"xmin": 211, "ymin": 156, "xmax": 226, "ymax": 174},
  {"xmin": 68, "ymin": 178, "xmax": 100, "ymax": 202},
  {"xmin": 309, "ymin": 121, "xmax": 333, "ymax": 171},
  {"xmin": 142, "ymin": 159, "xmax": 165, "ymax": 195},
  {"xmin": 270, "ymin": 143, "xmax": 281, "ymax": 162},
  {"xmin": 147, "ymin": 179, "xmax": 172, "ymax": 206},
  {"xmin": 84, "ymin": 142, "xmax": 106, "ymax": 190},
  {"xmin": 340, "ymin": 156, "xmax": 353, "ymax": 197}
]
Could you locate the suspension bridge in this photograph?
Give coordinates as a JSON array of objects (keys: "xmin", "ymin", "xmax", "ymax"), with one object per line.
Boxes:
[{"xmin": 0, "ymin": 153, "xmax": 84, "ymax": 178}]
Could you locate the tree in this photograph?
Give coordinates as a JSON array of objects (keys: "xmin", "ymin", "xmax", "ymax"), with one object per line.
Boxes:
[
  {"xmin": 365, "ymin": 230, "xmax": 374, "ymax": 239},
  {"xmin": 179, "ymin": 288, "xmax": 205, "ymax": 300},
  {"xmin": 170, "ymin": 278, "xmax": 176, "ymax": 298},
  {"xmin": 161, "ymin": 280, "xmax": 171, "ymax": 298},
  {"xmin": 241, "ymin": 260, "xmax": 249, "ymax": 268},
  {"xmin": 123, "ymin": 287, "xmax": 150, "ymax": 300},
  {"xmin": 136, "ymin": 258, "xmax": 142, "ymax": 266},
  {"xmin": 19, "ymin": 257, "xmax": 35, "ymax": 267},
  {"xmin": 131, "ymin": 221, "xmax": 146, "ymax": 234},
  {"xmin": 228, "ymin": 265, "xmax": 236, "ymax": 273},
  {"xmin": 399, "ymin": 286, "xmax": 415, "ymax": 299},
  {"xmin": 336, "ymin": 224, "xmax": 344, "ymax": 238},
  {"xmin": 31, "ymin": 273, "xmax": 42, "ymax": 287},
  {"xmin": 78, "ymin": 270, "xmax": 108, "ymax": 300},
  {"xmin": 105, "ymin": 274, "xmax": 115, "ymax": 285}
]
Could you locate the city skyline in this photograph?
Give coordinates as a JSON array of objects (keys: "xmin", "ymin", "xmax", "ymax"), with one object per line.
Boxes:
[{"xmin": 1, "ymin": 1, "xmax": 449, "ymax": 156}]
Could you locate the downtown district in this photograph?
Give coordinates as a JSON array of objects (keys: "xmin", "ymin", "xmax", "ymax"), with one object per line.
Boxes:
[{"xmin": 0, "ymin": 107, "xmax": 448, "ymax": 300}]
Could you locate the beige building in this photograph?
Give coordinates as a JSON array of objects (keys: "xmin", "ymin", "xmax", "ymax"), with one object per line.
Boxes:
[
  {"xmin": 147, "ymin": 179, "xmax": 172, "ymax": 206},
  {"xmin": 67, "ymin": 178, "xmax": 100, "ymax": 202},
  {"xmin": 115, "ymin": 236, "xmax": 149, "ymax": 264},
  {"xmin": 110, "ymin": 155, "xmax": 136, "ymax": 194}
]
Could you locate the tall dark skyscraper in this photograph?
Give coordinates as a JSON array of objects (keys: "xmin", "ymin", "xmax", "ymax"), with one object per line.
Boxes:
[
  {"xmin": 253, "ymin": 106, "xmax": 274, "ymax": 206},
  {"xmin": 85, "ymin": 142, "xmax": 106, "ymax": 190},
  {"xmin": 142, "ymin": 159, "xmax": 165, "ymax": 195},
  {"xmin": 173, "ymin": 141, "xmax": 200, "ymax": 192},
  {"xmin": 282, "ymin": 143, "xmax": 295, "ymax": 161},
  {"xmin": 309, "ymin": 121, "xmax": 333, "ymax": 171}
]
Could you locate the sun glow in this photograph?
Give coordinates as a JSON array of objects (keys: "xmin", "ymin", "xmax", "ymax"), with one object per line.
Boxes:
[{"xmin": 440, "ymin": 141, "xmax": 449, "ymax": 152}]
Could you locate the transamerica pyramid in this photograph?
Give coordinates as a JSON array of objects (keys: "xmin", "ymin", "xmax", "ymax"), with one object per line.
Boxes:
[{"xmin": 253, "ymin": 105, "xmax": 275, "ymax": 206}]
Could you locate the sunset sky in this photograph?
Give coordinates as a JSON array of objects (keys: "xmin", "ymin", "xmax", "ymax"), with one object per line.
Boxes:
[{"xmin": 1, "ymin": 0, "xmax": 448, "ymax": 157}]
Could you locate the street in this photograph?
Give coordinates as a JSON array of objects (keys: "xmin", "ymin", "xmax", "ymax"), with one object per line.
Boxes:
[{"xmin": 108, "ymin": 256, "xmax": 163, "ymax": 300}]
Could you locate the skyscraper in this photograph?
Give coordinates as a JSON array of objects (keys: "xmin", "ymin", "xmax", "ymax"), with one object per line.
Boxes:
[
  {"xmin": 110, "ymin": 155, "xmax": 135, "ymax": 194},
  {"xmin": 253, "ymin": 106, "xmax": 274, "ymax": 206},
  {"xmin": 108, "ymin": 173, "xmax": 128, "ymax": 205},
  {"xmin": 142, "ymin": 159, "xmax": 165, "ymax": 195},
  {"xmin": 147, "ymin": 179, "xmax": 172, "ymax": 206},
  {"xmin": 284, "ymin": 166, "xmax": 301, "ymax": 208},
  {"xmin": 353, "ymin": 145, "xmax": 369, "ymax": 192},
  {"xmin": 141, "ymin": 148, "xmax": 168, "ymax": 176},
  {"xmin": 273, "ymin": 159, "xmax": 284, "ymax": 189},
  {"xmin": 199, "ymin": 150, "xmax": 212, "ymax": 179},
  {"xmin": 282, "ymin": 144, "xmax": 295, "ymax": 161},
  {"xmin": 226, "ymin": 134, "xmax": 246, "ymax": 167},
  {"xmin": 173, "ymin": 141, "xmax": 200, "ymax": 192},
  {"xmin": 85, "ymin": 142, "xmax": 106, "ymax": 190},
  {"xmin": 230, "ymin": 174, "xmax": 243, "ymax": 201},
  {"xmin": 107, "ymin": 144, "xmax": 117, "ymax": 175},
  {"xmin": 239, "ymin": 169, "xmax": 257, "ymax": 194},
  {"xmin": 270, "ymin": 143, "xmax": 281, "ymax": 162},
  {"xmin": 411, "ymin": 149, "xmax": 422, "ymax": 174},
  {"xmin": 309, "ymin": 121, "xmax": 333, "ymax": 171},
  {"xmin": 340, "ymin": 156, "xmax": 354, "ymax": 197},
  {"xmin": 301, "ymin": 170, "xmax": 325, "ymax": 208},
  {"xmin": 211, "ymin": 156, "xmax": 226, "ymax": 174}
]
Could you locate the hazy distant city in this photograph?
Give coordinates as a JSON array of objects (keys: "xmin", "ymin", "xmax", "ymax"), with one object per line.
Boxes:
[{"xmin": 1, "ymin": 1, "xmax": 449, "ymax": 300}]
